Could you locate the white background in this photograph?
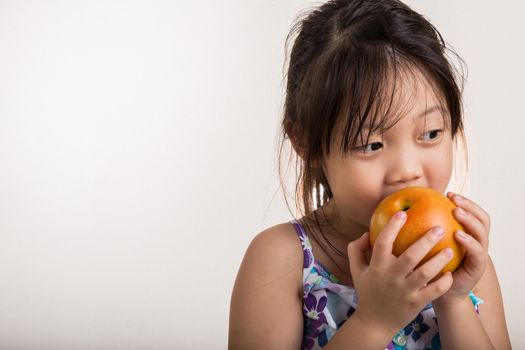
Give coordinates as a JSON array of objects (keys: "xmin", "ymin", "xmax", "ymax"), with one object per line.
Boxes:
[{"xmin": 0, "ymin": 1, "xmax": 523, "ymax": 349}]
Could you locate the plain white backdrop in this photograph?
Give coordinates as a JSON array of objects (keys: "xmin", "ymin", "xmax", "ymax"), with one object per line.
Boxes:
[{"xmin": 0, "ymin": 0, "xmax": 523, "ymax": 349}]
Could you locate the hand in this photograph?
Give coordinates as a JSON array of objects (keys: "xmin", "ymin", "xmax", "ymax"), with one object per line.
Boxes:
[
  {"xmin": 432, "ymin": 192, "xmax": 490, "ymax": 307},
  {"xmin": 347, "ymin": 211, "xmax": 454, "ymax": 336}
]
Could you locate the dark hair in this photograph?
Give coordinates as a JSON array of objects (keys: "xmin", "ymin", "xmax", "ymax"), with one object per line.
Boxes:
[{"xmin": 277, "ymin": 0, "xmax": 468, "ymax": 262}]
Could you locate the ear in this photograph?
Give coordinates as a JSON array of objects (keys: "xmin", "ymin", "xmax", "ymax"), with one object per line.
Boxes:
[
  {"xmin": 284, "ymin": 119, "xmax": 325, "ymax": 169},
  {"xmin": 284, "ymin": 120, "xmax": 307, "ymax": 160}
]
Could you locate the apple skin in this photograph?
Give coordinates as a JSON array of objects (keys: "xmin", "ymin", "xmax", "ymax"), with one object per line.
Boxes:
[{"xmin": 369, "ymin": 186, "xmax": 466, "ymax": 279}]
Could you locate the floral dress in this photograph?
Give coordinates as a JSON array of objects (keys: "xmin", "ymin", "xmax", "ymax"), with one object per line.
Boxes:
[{"xmin": 290, "ymin": 219, "xmax": 484, "ymax": 350}]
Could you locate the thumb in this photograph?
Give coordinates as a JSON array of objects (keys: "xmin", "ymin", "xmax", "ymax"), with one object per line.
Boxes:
[{"xmin": 347, "ymin": 232, "xmax": 370, "ymax": 280}]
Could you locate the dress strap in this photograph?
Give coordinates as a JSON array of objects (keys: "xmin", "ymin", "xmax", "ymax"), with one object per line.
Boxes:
[{"xmin": 290, "ymin": 219, "xmax": 315, "ymax": 270}]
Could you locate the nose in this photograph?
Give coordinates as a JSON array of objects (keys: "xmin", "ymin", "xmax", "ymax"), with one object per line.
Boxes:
[{"xmin": 385, "ymin": 150, "xmax": 423, "ymax": 186}]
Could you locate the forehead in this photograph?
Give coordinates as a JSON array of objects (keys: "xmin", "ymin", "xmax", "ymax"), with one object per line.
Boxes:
[
  {"xmin": 326, "ymin": 63, "xmax": 449, "ymax": 155},
  {"xmin": 361, "ymin": 103, "xmax": 445, "ymax": 132},
  {"xmin": 340, "ymin": 64, "xmax": 447, "ymax": 135},
  {"xmin": 372, "ymin": 66, "xmax": 444, "ymax": 125}
]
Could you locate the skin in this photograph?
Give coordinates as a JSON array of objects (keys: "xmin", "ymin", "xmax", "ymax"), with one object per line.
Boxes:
[
  {"xmin": 315, "ymin": 69, "xmax": 454, "ymax": 248},
  {"xmin": 229, "ymin": 67, "xmax": 511, "ymax": 349},
  {"xmin": 299, "ymin": 67, "xmax": 454, "ymax": 285}
]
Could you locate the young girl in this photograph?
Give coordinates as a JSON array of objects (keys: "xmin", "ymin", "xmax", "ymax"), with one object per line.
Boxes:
[{"xmin": 229, "ymin": 0, "xmax": 511, "ymax": 349}]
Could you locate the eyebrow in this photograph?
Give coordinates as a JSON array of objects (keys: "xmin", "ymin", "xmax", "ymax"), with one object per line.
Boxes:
[
  {"xmin": 414, "ymin": 104, "xmax": 442, "ymax": 120},
  {"xmin": 362, "ymin": 104, "xmax": 443, "ymax": 130}
]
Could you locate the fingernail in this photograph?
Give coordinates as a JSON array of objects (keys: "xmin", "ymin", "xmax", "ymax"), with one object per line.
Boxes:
[
  {"xmin": 395, "ymin": 211, "xmax": 407, "ymax": 220},
  {"xmin": 456, "ymin": 207, "xmax": 466, "ymax": 216},
  {"xmin": 454, "ymin": 194, "xmax": 463, "ymax": 202},
  {"xmin": 456, "ymin": 230, "xmax": 466, "ymax": 239},
  {"xmin": 444, "ymin": 248, "xmax": 453, "ymax": 257},
  {"xmin": 432, "ymin": 226, "xmax": 444, "ymax": 238}
]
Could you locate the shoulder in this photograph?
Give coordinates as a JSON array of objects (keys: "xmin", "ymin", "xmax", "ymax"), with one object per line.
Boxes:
[
  {"xmin": 473, "ymin": 255, "xmax": 512, "ymax": 349},
  {"xmin": 228, "ymin": 221, "xmax": 305, "ymax": 349},
  {"xmin": 236, "ymin": 222, "xmax": 304, "ymax": 296}
]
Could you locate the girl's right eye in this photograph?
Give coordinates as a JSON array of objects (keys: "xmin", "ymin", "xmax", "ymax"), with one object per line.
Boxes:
[{"xmin": 354, "ymin": 141, "xmax": 383, "ymax": 153}]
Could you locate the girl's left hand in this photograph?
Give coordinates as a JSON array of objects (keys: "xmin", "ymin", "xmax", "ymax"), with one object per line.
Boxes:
[{"xmin": 432, "ymin": 192, "xmax": 490, "ymax": 307}]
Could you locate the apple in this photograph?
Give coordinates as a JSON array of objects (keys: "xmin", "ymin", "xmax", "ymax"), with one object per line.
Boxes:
[{"xmin": 369, "ymin": 186, "xmax": 466, "ymax": 279}]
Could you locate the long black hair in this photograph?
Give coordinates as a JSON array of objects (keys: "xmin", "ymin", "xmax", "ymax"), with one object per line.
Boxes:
[{"xmin": 277, "ymin": 0, "xmax": 468, "ymax": 263}]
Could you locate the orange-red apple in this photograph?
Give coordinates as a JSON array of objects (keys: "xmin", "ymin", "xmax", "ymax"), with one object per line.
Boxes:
[{"xmin": 369, "ymin": 186, "xmax": 466, "ymax": 279}]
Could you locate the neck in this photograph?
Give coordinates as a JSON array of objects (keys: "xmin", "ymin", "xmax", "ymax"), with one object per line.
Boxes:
[{"xmin": 303, "ymin": 199, "xmax": 369, "ymax": 250}]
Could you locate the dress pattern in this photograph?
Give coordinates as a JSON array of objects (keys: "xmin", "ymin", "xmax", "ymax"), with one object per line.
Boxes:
[{"xmin": 291, "ymin": 219, "xmax": 484, "ymax": 350}]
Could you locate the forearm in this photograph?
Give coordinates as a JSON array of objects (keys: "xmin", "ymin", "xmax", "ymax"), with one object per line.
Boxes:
[
  {"xmin": 433, "ymin": 297, "xmax": 495, "ymax": 350},
  {"xmin": 323, "ymin": 312, "xmax": 396, "ymax": 350}
]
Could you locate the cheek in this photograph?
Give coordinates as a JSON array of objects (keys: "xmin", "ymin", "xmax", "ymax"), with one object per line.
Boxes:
[
  {"xmin": 428, "ymin": 140, "xmax": 454, "ymax": 191},
  {"xmin": 335, "ymin": 165, "xmax": 384, "ymax": 223}
]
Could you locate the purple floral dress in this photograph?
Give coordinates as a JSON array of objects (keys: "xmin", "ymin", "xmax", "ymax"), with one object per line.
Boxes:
[{"xmin": 290, "ymin": 219, "xmax": 484, "ymax": 350}]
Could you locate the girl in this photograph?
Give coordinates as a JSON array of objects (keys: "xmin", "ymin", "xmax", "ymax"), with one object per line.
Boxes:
[{"xmin": 229, "ymin": 0, "xmax": 511, "ymax": 349}]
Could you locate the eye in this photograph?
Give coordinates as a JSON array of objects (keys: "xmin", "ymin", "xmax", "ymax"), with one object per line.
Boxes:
[
  {"xmin": 420, "ymin": 129, "xmax": 443, "ymax": 142},
  {"xmin": 353, "ymin": 141, "xmax": 383, "ymax": 153}
]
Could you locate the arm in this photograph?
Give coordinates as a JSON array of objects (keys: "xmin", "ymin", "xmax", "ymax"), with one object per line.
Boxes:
[
  {"xmin": 434, "ymin": 255, "xmax": 511, "ymax": 349},
  {"xmin": 433, "ymin": 295, "xmax": 495, "ymax": 350},
  {"xmin": 474, "ymin": 256, "xmax": 512, "ymax": 349},
  {"xmin": 435, "ymin": 193, "xmax": 512, "ymax": 349},
  {"xmin": 229, "ymin": 224, "xmax": 400, "ymax": 350},
  {"xmin": 322, "ymin": 313, "xmax": 396, "ymax": 350},
  {"xmin": 325, "ymin": 216, "xmax": 459, "ymax": 350},
  {"xmin": 228, "ymin": 225, "xmax": 304, "ymax": 349}
]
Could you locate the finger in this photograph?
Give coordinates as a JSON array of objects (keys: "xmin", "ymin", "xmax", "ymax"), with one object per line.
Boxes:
[
  {"xmin": 453, "ymin": 207, "xmax": 489, "ymax": 250},
  {"xmin": 447, "ymin": 192, "xmax": 491, "ymax": 231},
  {"xmin": 455, "ymin": 230, "xmax": 486, "ymax": 267},
  {"xmin": 406, "ymin": 247, "xmax": 454, "ymax": 288},
  {"xmin": 370, "ymin": 211, "xmax": 407, "ymax": 266},
  {"xmin": 396, "ymin": 226, "xmax": 446, "ymax": 275},
  {"xmin": 419, "ymin": 271, "xmax": 453, "ymax": 302},
  {"xmin": 348, "ymin": 232, "xmax": 371, "ymax": 280}
]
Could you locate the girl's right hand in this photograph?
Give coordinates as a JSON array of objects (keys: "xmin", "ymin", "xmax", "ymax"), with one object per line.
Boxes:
[{"xmin": 347, "ymin": 211, "xmax": 454, "ymax": 336}]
